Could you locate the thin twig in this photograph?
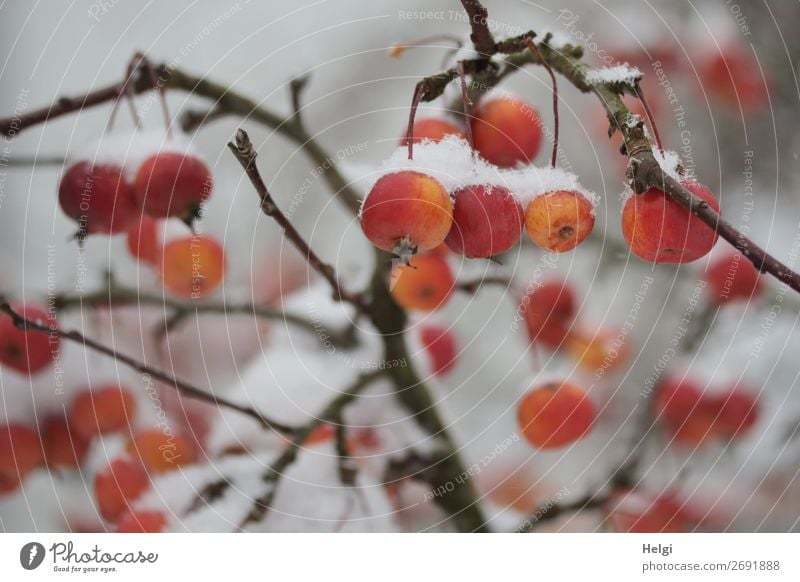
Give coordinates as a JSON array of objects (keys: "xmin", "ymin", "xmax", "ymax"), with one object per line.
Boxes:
[
  {"xmin": 227, "ymin": 129, "xmax": 369, "ymax": 313},
  {"xmin": 526, "ymin": 38, "xmax": 559, "ymax": 168},
  {"xmin": 239, "ymin": 370, "xmax": 383, "ymax": 528},
  {"xmin": 459, "ymin": 0, "xmax": 496, "ymax": 56},
  {"xmin": 0, "ymin": 301, "xmax": 294, "ymax": 435},
  {"xmin": 457, "ymin": 61, "xmax": 475, "ymax": 149},
  {"xmin": 53, "ymin": 276, "xmax": 356, "ymax": 348}
]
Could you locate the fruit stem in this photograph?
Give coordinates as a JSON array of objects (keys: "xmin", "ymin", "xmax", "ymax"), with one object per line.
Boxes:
[
  {"xmin": 137, "ymin": 52, "xmax": 173, "ymax": 138},
  {"xmin": 457, "ymin": 60, "xmax": 475, "ymax": 150},
  {"xmin": 406, "ymin": 82, "xmax": 424, "ymax": 160},
  {"xmin": 526, "ymin": 38, "xmax": 559, "ymax": 169},
  {"xmin": 635, "ymin": 83, "xmax": 663, "ymax": 154},
  {"xmin": 107, "ymin": 56, "xmax": 142, "ymax": 132}
]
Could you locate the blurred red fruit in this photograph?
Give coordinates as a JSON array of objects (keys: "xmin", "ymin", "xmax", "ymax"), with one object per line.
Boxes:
[
  {"xmin": 42, "ymin": 417, "xmax": 90, "ymax": 469},
  {"xmin": 390, "ymin": 253, "xmax": 455, "ymax": 312},
  {"xmin": 419, "ymin": 325, "xmax": 458, "ymax": 376},
  {"xmin": 0, "ymin": 303, "xmax": 56, "ymax": 375},
  {"xmin": 95, "ymin": 457, "xmax": 150, "ymax": 521},
  {"xmin": 518, "ymin": 381, "xmax": 595, "ymax": 449},
  {"xmin": 521, "ymin": 281, "xmax": 577, "ymax": 348},
  {"xmin": 126, "ymin": 430, "xmax": 197, "ymax": 474},
  {"xmin": 58, "ymin": 162, "xmax": 138, "ymax": 234},
  {"xmin": 401, "ymin": 118, "xmax": 465, "ymax": 146},
  {"xmin": 70, "ymin": 385, "xmax": 137, "ymax": 440},
  {"xmin": 126, "ymin": 215, "xmax": 161, "ymax": 264},
  {"xmin": 705, "ymin": 251, "xmax": 763, "ymax": 304},
  {"xmin": 115, "ymin": 510, "xmax": 167, "ymax": 533},
  {"xmin": 134, "ymin": 152, "xmax": 213, "ymax": 220},
  {"xmin": 471, "ymin": 97, "xmax": 543, "ymax": 168},
  {"xmin": 0, "ymin": 424, "xmax": 43, "ymax": 490}
]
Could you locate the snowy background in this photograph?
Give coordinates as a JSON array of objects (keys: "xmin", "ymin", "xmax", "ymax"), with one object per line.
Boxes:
[{"xmin": 1, "ymin": 0, "xmax": 799, "ymax": 532}]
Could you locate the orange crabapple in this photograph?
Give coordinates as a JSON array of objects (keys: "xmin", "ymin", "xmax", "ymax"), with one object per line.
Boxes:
[
  {"xmin": 0, "ymin": 423, "xmax": 43, "ymax": 492},
  {"xmin": 517, "ymin": 381, "xmax": 596, "ymax": 449},
  {"xmin": 126, "ymin": 215, "xmax": 161, "ymax": 264},
  {"xmin": 360, "ymin": 171, "xmax": 453, "ymax": 259},
  {"xmin": 159, "ymin": 234, "xmax": 226, "ymax": 299},
  {"xmin": 521, "ymin": 280, "xmax": 577, "ymax": 349},
  {"xmin": 418, "ymin": 325, "xmax": 458, "ymax": 377},
  {"xmin": 125, "ymin": 429, "xmax": 198, "ymax": 474},
  {"xmin": 94, "ymin": 457, "xmax": 151, "ymax": 522},
  {"xmin": 390, "ymin": 253, "xmax": 455, "ymax": 312},
  {"xmin": 69, "ymin": 384, "xmax": 137, "ymax": 440},
  {"xmin": 704, "ymin": 251, "xmax": 763, "ymax": 304},
  {"xmin": 525, "ymin": 190, "xmax": 595, "ymax": 253},
  {"xmin": 42, "ymin": 416, "xmax": 90, "ymax": 469},
  {"xmin": 134, "ymin": 152, "xmax": 213, "ymax": 221},
  {"xmin": 58, "ymin": 162, "xmax": 139, "ymax": 235},
  {"xmin": 622, "ymin": 180, "xmax": 720, "ymax": 264},
  {"xmin": 471, "ymin": 96, "xmax": 543, "ymax": 168},
  {"xmin": 566, "ymin": 329, "xmax": 629, "ymax": 373},
  {"xmin": 0, "ymin": 302, "xmax": 57, "ymax": 375},
  {"xmin": 444, "ymin": 185, "xmax": 524, "ymax": 258},
  {"xmin": 400, "ymin": 118, "xmax": 465, "ymax": 146},
  {"xmin": 115, "ymin": 509, "xmax": 167, "ymax": 533}
]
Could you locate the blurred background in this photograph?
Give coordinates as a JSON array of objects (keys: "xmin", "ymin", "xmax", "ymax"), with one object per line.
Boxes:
[{"xmin": 1, "ymin": 0, "xmax": 799, "ymax": 532}]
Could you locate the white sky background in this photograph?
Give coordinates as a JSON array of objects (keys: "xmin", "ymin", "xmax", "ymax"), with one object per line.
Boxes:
[{"xmin": 1, "ymin": 0, "xmax": 799, "ymax": 532}]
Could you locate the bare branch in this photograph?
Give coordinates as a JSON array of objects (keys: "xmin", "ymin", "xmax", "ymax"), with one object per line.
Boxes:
[
  {"xmin": 239, "ymin": 370, "xmax": 383, "ymax": 529},
  {"xmin": 0, "ymin": 301, "xmax": 294, "ymax": 435},
  {"xmin": 460, "ymin": 0, "xmax": 496, "ymax": 56},
  {"xmin": 228, "ymin": 129, "xmax": 369, "ymax": 313}
]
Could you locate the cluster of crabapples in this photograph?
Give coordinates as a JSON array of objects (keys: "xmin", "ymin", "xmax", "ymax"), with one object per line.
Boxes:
[
  {"xmin": 361, "ymin": 96, "xmax": 596, "ymax": 268},
  {"xmin": 58, "ymin": 132, "xmax": 226, "ymax": 298},
  {"xmin": 0, "ymin": 383, "xmax": 198, "ymax": 532}
]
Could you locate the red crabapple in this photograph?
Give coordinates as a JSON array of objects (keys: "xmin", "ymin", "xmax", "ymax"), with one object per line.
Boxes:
[
  {"xmin": 0, "ymin": 424, "xmax": 43, "ymax": 489},
  {"xmin": 654, "ymin": 379, "xmax": 716, "ymax": 446},
  {"xmin": 0, "ymin": 302, "xmax": 57, "ymax": 375},
  {"xmin": 115, "ymin": 510, "xmax": 167, "ymax": 533},
  {"xmin": 711, "ymin": 387, "xmax": 759, "ymax": 439},
  {"xmin": 610, "ymin": 492, "xmax": 696, "ymax": 533},
  {"xmin": 126, "ymin": 430, "xmax": 197, "ymax": 474},
  {"xmin": 126, "ymin": 215, "xmax": 161, "ymax": 264},
  {"xmin": 517, "ymin": 381, "xmax": 595, "ymax": 449},
  {"xmin": 705, "ymin": 251, "xmax": 762, "ymax": 304},
  {"xmin": 361, "ymin": 171, "xmax": 453, "ymax": 259},
  {"xmin": 94, "ymin": 457, "xmax": 150, "ymax": 521},
  {"xmin": 702, "ymin": 47, "xmax": 769, "ymax": 113},
  {"xmin": 525, "ymin": 190, "xmax": 595, "ymax": 252},
  {"xmin": 58, "ymin": 162, "xmax": 138, "ymax": 235},
  {"xmin": 304, "ymin": 424, "xmax": 336, "ymax": 446},
  {"xmin": 444, "ymin": 185, "xmax": 524, "ymax": 258},
  {"xmin": 134, "ymin": 152, "xmax": 213, "ymax": 220},
  {"xmin": 400, "ymin": 118, "xmax": 465, "ymax": 146},
  {"xmin": 159, "ymin": 234, "xmax": 226, "ymax": 298},
  {"xmin": 69, "ymin": 385, "xmax": 137, "ymax": 440},
  {"xmin": 419, "ymin": 325, "xmax": 458, "ymax": 376},
  {"xmin": 521, "ymin": 281, "xmax": 577, "ymax": 348},
  {"xmin": 390, "ymin": 253, "xmax": 455, "ymax": 311},
  {"xmin": 42, "ymin": 416, "xmax": 90, "ymax": 469},
  {"xmin": 622, "ymin": 180, "xmax": 720, "ymax": 263},
  {"xmin": 471, "ymin": 97, "xmax": 543, "ymax": 168}
]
